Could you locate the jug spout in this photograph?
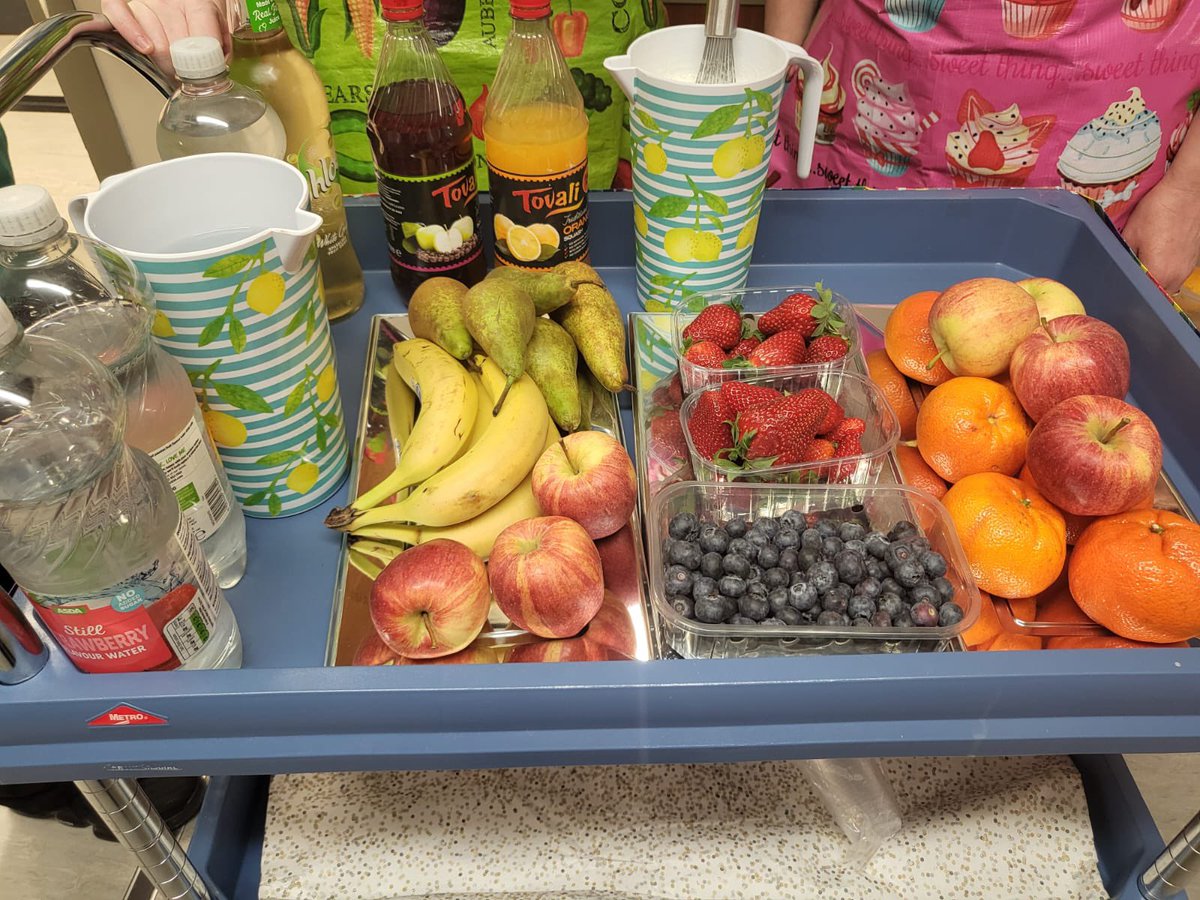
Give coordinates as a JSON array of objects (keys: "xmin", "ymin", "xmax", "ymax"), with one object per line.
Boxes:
[
  {"xmin": 603, "ymin": 55, "xmax": 636, "ymax": 102},
  {"xmin": 273, "ymin": 210, "xmax": 324, "ymax": 274}
]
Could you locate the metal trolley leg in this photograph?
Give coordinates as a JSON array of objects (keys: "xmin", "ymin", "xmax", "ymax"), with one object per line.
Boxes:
[
  {"xmin": 74, "ymin": 778, "xmax": 210, "ymax": 900},
  {"xmin": 1141, "ymin": 809, "xmax": 1200, "ymax": 899}
]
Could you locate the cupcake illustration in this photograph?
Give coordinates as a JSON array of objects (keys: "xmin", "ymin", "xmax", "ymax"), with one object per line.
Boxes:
[
  {"xmin": 1121, "ymin": 0, "xmax": 1186, "ymax": 31},
  {"xmin": 851, "ymin": 59, "xmax": 939, "ymax": 178},
  {"xmin": 1057, "ymin": 87, "xmax": 1162, "ymax": 221},
  {"xmin": 807, "ymin": 49, "xmax": 846, "ymax": 145},
  {"xmin": 1168, "ymin": 91, "xmax": 1200, "ymax": 168},
  {"xmin": 1001, "ymin": 0, "xmax": 1077, "ymax": 40},
  {"xmin": 884, "ymin": 0, "xmax": 947, "ymax": 32},
  {"xmin": 945, "ymin": 90, "xmax": 1055, "ymax": 187}
]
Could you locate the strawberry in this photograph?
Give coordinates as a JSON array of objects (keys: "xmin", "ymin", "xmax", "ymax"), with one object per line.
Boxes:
[
  {"xmin": 829, "ymin": 417, "xmax": 866, "ymax": 444},
  {"xmin": 748, "ymin": 330, "xmax": 807, "ymax": 367},
  {"xmin": 683, "ymin": 340, "xmax": 728, "ymax": 368},
  {"xmin": 650, "ymin": 373, "xmax": 683, "ymax": 411},
  {"xmin": 757, "ymin": 282, "xmax": 845, "ymax": 339},
  {"xmin": 682, "ymin": 302, "xmax": 743, "ymax": 350},
  {"xmin": 798, "ymin": 438, "xmax": 836, "ymax": 463},
  {"xmin": 686, "ymin": 390, "xmax": 734, "ymax": 460},
  {"xmin": 737, "ymin": 393, "xmax": 825, "ymax": 463},
  {"xmin": 829, "ymin": 435, "xmax": 863, "ymax": 483},
  {"xmin": 720, "ymin": 380, "xmax": 782, "ymax": 413},
  {"xmin": 806, "ymin": 334, "xmax": 850, "ymax": 363},
  {"xmin": 791, "ymin": 388, "xmax": 842, "ymax": 435},
  {"xmin": 649, "ymin": 410, "xmax": 687, "ymax": 463},
  {"xmin": 729, "ymin": 335, "xmax": 761, "ymax": 359}
]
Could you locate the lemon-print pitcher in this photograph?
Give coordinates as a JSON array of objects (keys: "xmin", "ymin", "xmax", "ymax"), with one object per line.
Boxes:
[
  {"xmin": 69, "ymin": 154, "xmax": 349, "ymax": 517},
  {"xmin": 606, "ymin": 27, "xmax": 821, "ymax": 311}
]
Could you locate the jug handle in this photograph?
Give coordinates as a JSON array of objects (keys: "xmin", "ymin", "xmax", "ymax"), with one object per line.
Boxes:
[
  {"xmin": 603, "ymin": 54, "xmax": 636, "ymax": 103},
  {"xmin": 776, "ymin": 40, "xmax": 822, "ymax": 180}
]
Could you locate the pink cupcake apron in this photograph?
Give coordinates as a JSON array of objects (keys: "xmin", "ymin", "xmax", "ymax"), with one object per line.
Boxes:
[{"xmin": 768, "ymin": 0, "xmax": 1200, "ymax": 228}]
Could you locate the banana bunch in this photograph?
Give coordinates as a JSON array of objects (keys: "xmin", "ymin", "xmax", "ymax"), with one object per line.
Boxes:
[{"xmin": 325, "ymin": 338, "xmax": 555, "ymax": 563}]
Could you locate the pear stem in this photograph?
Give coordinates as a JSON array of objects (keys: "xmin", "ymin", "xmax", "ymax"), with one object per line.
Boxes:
[
  {"xmin": 492, "ymin": 376, "xmax": 516, "ymax": 416},
  {"xmin": 1099, "ymin": 417, "xmax": 1132, "ymax": 444}
]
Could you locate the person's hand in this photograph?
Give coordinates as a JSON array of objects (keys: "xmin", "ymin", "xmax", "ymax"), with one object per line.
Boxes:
[
  {"xmin": 1123, "ymin": 176, "xmax": 1200, "ymax": 295},
  {"xmin": 102, "ymin": 0, "xmax": 230, "ymax": 77}
]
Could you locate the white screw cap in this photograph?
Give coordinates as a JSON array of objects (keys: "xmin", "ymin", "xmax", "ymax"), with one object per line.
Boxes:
[
  {"xmin": 170, "ymin": 36, "xmax": 227, "ymax": 80},
  {"xmin": 0, "ymin": 301, "xmax": 17, "ymax": 348},
  {"xmin": 0, "ymin": 184, "xmax": 62, "ymax": 248}
]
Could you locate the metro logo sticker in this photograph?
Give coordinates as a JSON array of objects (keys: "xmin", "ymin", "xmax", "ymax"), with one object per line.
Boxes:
[{"xmin": 87, "ymin": 704, "xmax": 169, "ymax": 727}]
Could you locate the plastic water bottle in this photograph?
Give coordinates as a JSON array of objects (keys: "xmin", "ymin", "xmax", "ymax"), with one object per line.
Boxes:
[
  {"xmin": 0, "ymin": 303, "xmax": 241, "ymax": 673},
  {"xmin": 0, "ymin": 185, "xmax": 248, "ymax": 588},
  {"xmin": 156, "ymin": 35, "xmax": 287, "ymax": 161}
]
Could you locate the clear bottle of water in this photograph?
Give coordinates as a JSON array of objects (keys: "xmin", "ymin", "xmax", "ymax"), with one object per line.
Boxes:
[
  {"xmin": 156, "ymin": 35, "xmax": 287, "ymax": 161},
  {"xmin": 0, "ymin": 184, "xmax": 248, "ymax": 588},
  {"xmin": 0, "ymin": 303, "xmax": 241, "ymax": 673}
]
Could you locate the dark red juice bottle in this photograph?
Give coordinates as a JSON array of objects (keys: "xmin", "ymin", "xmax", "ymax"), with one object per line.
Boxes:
[{"xmin": 368, "ymin": 0, "xmax": 486, "ymax": 297}]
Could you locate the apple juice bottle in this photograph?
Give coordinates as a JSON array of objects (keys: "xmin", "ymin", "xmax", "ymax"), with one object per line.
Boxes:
[{"xmin": 368, "ymin": 0, "xmax": 486, "ymax": 297}]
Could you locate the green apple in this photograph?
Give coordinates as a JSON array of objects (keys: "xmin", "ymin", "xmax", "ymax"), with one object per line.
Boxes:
[
  {"xmin": 929, "ymin": 277, "xmax": 1040, "ymax": 376},
  {"xmin": 1017, "ymin": 277, "xmax": 1087, "ymax": 321},
  {"xmin": 416, "ymin": 224, "xmax": 445, "ymax": 251}
]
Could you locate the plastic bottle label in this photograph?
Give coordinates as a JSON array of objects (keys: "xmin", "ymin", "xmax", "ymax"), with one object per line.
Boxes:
[
  {"xmin": 377, "ymin": 159, "xmax": 484, "ymax": 276},
  {"xmin": 246, "ymin": 0, "xmax": 283, "ymax": 32},
  {"xmin": 149, "ymin": 416, "xmax": 231, "ymax": 542},
  {"xmin": 27, "ymin": 517, "xmax": 225, "ymax": 674},
  {"xmin": 486, "ymin": 159, "xmax": 589, "ymax": 269}
]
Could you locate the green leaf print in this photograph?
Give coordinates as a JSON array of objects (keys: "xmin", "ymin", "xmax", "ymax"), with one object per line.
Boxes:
[
  {"xmin": 635, "ymin": 109, "xmax": 659, "ymax": 132},
  {"xmin": 751, "ymin": 89, "xmax": 774, "ymax": 113},
  {"xmin": 647, "ymin": 195, "xmax": 690, "ymax": 219},
  {"xmin": 268, "ymin": 494, "xmax": 283, "ymax": 516},
  {"xmin": 241, "ymin": 489, "xmax": 268, "ymax": 507},
  {"xmin": 214, "ymin": 381, "xmax": 273, "ymax": 414},
  {"xmin": 700, "ymin": 190, "xmax": 729, "ymax": 216},
  {"xmin": 203, "ymin": 255, "xmax": 255, "ymax": 279},
  {"xmin": 228, "ymin": 316, "xmax": 247, "ymax": 354},
  {"xmin": 197, "ymin": 315, "xmax": 226, "ymax": 348},
  {"xmin": 283, "ymin": 299, "xmax": 308, "ymax": 338},
  {"xmin": 650, "ymin": 274, "xmax": 677, "ymax": 287},
  {"xmin": 692, "ymin": 104, "xmax": 741, "ymax": 140},
  {"xmin": 255, "ymin": 449, "xmax": 303, "ymax": 467},
  {"xmin": 283, "ymin": 380, "xmax": 308, "ymax": 417}
]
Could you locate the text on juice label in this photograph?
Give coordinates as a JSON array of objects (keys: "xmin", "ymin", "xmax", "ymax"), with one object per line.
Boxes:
[
  {"xmin": 247, "ymin": 0, "xmax": 283, "ymax": 32},
  {"xmin": 487, "ymin": 159, "xmax": 589, "ymax": 269},
  {"xmin": 149, "ymin": 415, "xmax": 231, "ymax": 542}
]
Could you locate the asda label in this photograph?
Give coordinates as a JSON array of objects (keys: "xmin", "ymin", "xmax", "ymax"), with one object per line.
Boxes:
[
  {"xmin": 149, "ymin": 415, "xmax": 231, "ymax": 542},
  {"xmin": 487, "ymin": 159, "xmax": 589, "ymax": 269},
  {"xmin": 377, "ymin": 160, "xmax": 483, "ymax": 275},
  {"xmin": 247, "ymin": 0, "xmax": 283, "ymax": 32}
]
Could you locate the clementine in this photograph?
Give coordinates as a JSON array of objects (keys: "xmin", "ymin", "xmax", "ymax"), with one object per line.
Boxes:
[
  {"xmin": 961, "ymin": 591, "xmax": 1000, "ymax": 647},
  {"xmin": 1046, "ymin": 635, "xmax": 1190, "ymax": 650},
  {"xmin": 895, "ymin": 443, "xmax": 948, "ymax": 498},
  {"xmin": 916, "ymin": 377, "xmax": 1031, "ymax": 483},
  {"xmin": 1070, "ymin": 509, "xmax": 1200, "ymax": 643},
  {"xmin": 866, "ymin": 349, "xmax": 918, "ymax": 439},
  {"xmin": 942, "ymin": 472, "xmax": 1066, "ymax": 598},
  {"xmin": 883, "ymin": 291, "xmax": 954, "ymax": 386},
  {"xmin": 983, "ymin": 633, "xmax": 1044, "ymax": 651}
]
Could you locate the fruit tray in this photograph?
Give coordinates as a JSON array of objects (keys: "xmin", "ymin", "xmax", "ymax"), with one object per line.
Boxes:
[{"xmin": 327, "ymin": 315, "xmax": 657, "ymax": 666}]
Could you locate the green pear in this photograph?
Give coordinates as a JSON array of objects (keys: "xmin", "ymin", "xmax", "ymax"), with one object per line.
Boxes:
[
  {"xmin": 551, "ymin": 263, "xmax": 628, "ymax": 393},
  {"xmin": 526, "ymin": 318, "xmax": 580, "ymax": 432},
  {"xmin": 407, "ymin": 277, "xmax": 472, "ymax": 360},
  {"xmin": 485, "ymin": 266, "xmax": 582, "ymax": 316},
  {"xmin": 577, "ymin": 365, "xmax": 593, "ymax": 432},
  {"xmin": 462, "ymin": 279, "xmax": 535, "ymax": 412}
]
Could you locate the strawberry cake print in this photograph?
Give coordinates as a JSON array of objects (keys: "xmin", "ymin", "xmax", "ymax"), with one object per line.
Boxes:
[
  {"xmin": 1000, "ymin": 0, "xmax": 1077, "ymax": 40},
  {"xmin": 851, "ymin": 60, "xmax": 939, "ymax": 177},
  {"xmin": 802, "ymin": 49, "xmax": 846, "ymax": 146},
  {"xmin": 1057, "ymin": 88, "xmax": 1162, "ymax": 220},
  {"xmin": 945, "ymin": 90, "xmax": 1055, "ymax": 187},
  {"xmin": 883, "ymin": 0, "xmax": 946, "ymax": 32},
  {"xmin": 1168, "ymin": 91, "xmax": 1200, "ymax": 168},
  {"xmin": 1121, "ymin": 0, "xmax": 1187, "ymax": 30}
]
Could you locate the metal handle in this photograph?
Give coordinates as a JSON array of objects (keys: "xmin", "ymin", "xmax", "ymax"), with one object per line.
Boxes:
[
  {"xmin": 0, "ymin": 587, "xmax": 48, "ymax": 685},
  {"xmin": 0, "ymin": 12, "xmax": 173, "ymax": 118},
  {"xmin": 1140, "ymin": 808, "xmax": 1200, "ymax": 898},
  {"xmin": 704, "ymin": 0, "xmax": 740, "ymax": 39}
]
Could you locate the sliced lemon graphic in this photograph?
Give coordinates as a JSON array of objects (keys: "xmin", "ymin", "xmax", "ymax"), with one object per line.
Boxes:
[
  {"xmin": 506, "ymin": 224, "xmax": 542, "ymax": 263},
  {"xmin": 528, "ymin": 223, "xmax": 560, "ymax": 250},
  {"xmin": 493, "ymin": 214, "xmax": 514, "ymax": 242},
  {"xmin": 151, "ymin": 310, "xmax": 176, "ymax": 338}
]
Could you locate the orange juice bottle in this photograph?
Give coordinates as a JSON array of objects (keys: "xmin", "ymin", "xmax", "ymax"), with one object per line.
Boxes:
[{"xmin": 484, "ymin": 0, "xmax": 589, "ymax": 269}]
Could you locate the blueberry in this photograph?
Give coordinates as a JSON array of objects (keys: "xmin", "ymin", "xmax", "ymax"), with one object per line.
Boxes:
[
  {"xmin": 746, "ymin": 528, "xmax": 772, "ymax": 550},
  {"xmin": 933, "ymin": 576, "xmax": 956, "ymax": 603},
  {"xmin": 797, "ymin": 548, "xmax": 821, "ymax": 571},
  {"xmin": 719, "ymin": 597, "xmax": 740, "ymax": 622},
  {"xmin": 753, "ymin": 517, "xmax": 779, "ymax": 538},
  {"xmin": 668, "ymin": 512, "xmax": 699, "ymax": 540},
  {"xmin": 738, "ymin": 594, "xmax": 770, "ymax": 621},
  {"xmin": 761, "ymin": 617, "xmax": 786, "ymax": 626},
  {"xmin": 728, "ymin": 614, "xmax": 757, "ymax": 626},
  {"xmin": 670, "ymin": 596, "xmax": 695, "ymax": 619},
  {"xmin": 855, "ymin": 576, "xmax": 882, "ymax": 599},
  {"xmin": 747, "ymin": 565, "xmax": 763, "ymax": 584},
  {"xmin": 816, "ymin": 520, "xmax": 839, "ymax": 538},
  {"xmin": 700, "ymin": 552, "xmax": 724, "ymax": 579},
  {"xmin": 774, "ymin": 528, "xmax": 800, "ymax": 550},
  {"xmin": 938, "ymin": 602, "xmax": 965, "ymax": 627},
  {"xmin": 800, "ymin": 528, "xmax": 824, "ymax": 551},
  {"xmin": 777, "ymin": 607, "xmax": 804, "ymax": 626},
  {"xmin": 888, "ymin": 520, "xmax": 918, "ymax": 541},
  {"xmin": 694, "ymin": 596, "xmax": 727, "ymax": 623},
  {"xmin": 817, "ymin": 610, "xmax": 850, "ymax": 626},
  {"xmin": 788, "ymin": 580, "xmax": 819, "ymax": 611},
  {"xmin": 884, "ymin": 541, "xmax": 915, "ymax": 570},
  {"xmin": 893, "ymin": 610, "xmax": 915, "ymax": 628},
  {"xmin": 870, "ymin": 610, "xmax": 893, "ymax": 628},
  {"xmin": 664, "ymin": 565, "xmax": 694, "ymax": 595},
  {"xmin": 852, "ymin": 617, "xmax": 873, "ymax": 628},
  {"xmin": 763, "ymin": 567, "xmax": 790, "ymax": 589},
  {"xmin": 902, "ymin": 536, "xmax": 932, "ymax": 555},
  {"xmin": 865, "ymin": 532, "xmax": 890, "ymax": 559},
  {"xmin": 834, "ymin": 550, "xmax": 866, "ymax": 585},
  {"xmin": 808, "ymin": 560, "xmax": 839, "ymax": 593},
  {"xmin": 727, "ymin": 537, "xmax": 756, "ymax": 562},
  {"xmin": 698, "ymin": 525, "xmax": 730, "ymax": 555},
  {"xmin": 719, "ymin": 575, "xmax": 747, "ymax": 598},
  {"xmin": 839, "ymin": 522, "xmax": 866, "ymax": 542},
  {"xmin": 722, "ymin": 553, "xmax": 751, "ymax": 578},
  {"xmin": 668, "ymin": 540, "xmax": 703, "ymax": 570},
  {"xmin": 894, "ymin": 559, "xmax": 924, "ymax": 589},
  {"xmin": 864, "ymin": 559, "xmax": 888, "ymax": 580},
  {"xmin": 822, "ymin": 536, "xmax": 844, "ymax": 559},
  {"xmin": 779, "ymin": 548, "xmax": 800, "ymax": 573},
  {"xmin": 847, "ymin": 594, "xmax": 877, "ymax": 620},
  {"xmin": 746, "ymin": 580, "xmax": 768, "ymax": 599},
  {"xmin": 920, "ymin": 551, "xmax": 948, "ymax": 578},
  {"xmin": 768, "ymin": 587, "xmax": 792, "ymax": 615},
  {"xmin": 843, "ymin": 539, "xmax": 867, "ymax": 556},
  {"xmin": 691, "ymin": 576, "xmax": 718, "ymax": 602},
  {"xmin": 821, "ymin": 587, "xmax": 850, "ymax": 614},
  {"xmin": 877, "ymin": 592, "xmax": 905, "ymax": 618},
  {"xmin": 909, "ymin": 582, "xmax": 940, "ymax": 609},
  {"xmin": 780, "ymin": 509, "xmax": 806, "ymax": 531},
  {"xmin": 910, "ymin": 601, "xmax": 940, "ymax": 627},
  {"xmin": 725, "ymin": 518, "xmax": 750, "ymax": 538},
  {"xmin": 756, "ymin": 544, "xmax": 781, "ymax": 569},
  {"xmin": 880, "ymin": 577, "xmax": 904, "ymax": 597}
]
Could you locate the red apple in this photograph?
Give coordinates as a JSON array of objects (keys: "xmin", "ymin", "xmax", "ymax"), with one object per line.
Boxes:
[
  {"xmin": 369, "ymin": 539, "xmax": 490, "ymax": 659},
  {"xmin": 352, "ymin": 632, "xmax": 400, "ymax": 666},
  {"xmin": 1016, "ymin": 277, "xmax": 1087, "ymax": 321},
  {"xmin": 1026, "ymin": 395, "xmax": 1162, "ymax": 516},
  {"xmin": 582, "ymin": 590, "xmax": 639, "ymax": 659},
  {"xmin": 929, "ymin": 278, "xmax": 1040, "ymax": 376},
  {"xmin": 595, "ymin": 523, "xmax": 641, "ymax": 605},
  {"xmin": 531, "ymin": 431, "xmax": 637, "ymax": 539},
  {"xmin": 488, "ymin": 516, "xmax": 605, "ymax": 638},
  {"xmin": 1010, "ymin": 315, "xmax": 1131, "ymax": 421},
  {"xmin": 393, "ymin": 642, "xmax": 502, "ymax": 665},
  {"xmin": 507, "ymin": 635, "xmax": 619, "ymax": 663}
]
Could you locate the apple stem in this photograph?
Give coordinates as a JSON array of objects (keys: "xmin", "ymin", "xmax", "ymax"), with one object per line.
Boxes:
[
  {"xmin": 421, "ymin": 610, "xmax": 437, "ymax": 650},
  {"xmin": 1039, "ymin": 317, "xmax": 1057, "ymax": 342},
  {"xmin": 1099, "ymin": 417, "xmax": 1132, "ymax": 444},
  {"xmin": 926, "ymin": 349, "xmax": 948, "ymax": 371}
]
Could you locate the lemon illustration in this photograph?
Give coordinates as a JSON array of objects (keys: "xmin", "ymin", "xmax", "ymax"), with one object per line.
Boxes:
[
  {"xmin": 736, "ymin": 215, "xmax": 760, "ymax": 251},
  {"xmin": 633, "ymin": 205, "xmax": 648, "ymax": 238},
  {"xmin": 663, "ymin": 227, "xmax": 695, "ymax": 263},
  {"xmin": 528, "ymin": 223, "xmax": 560, "ymax": 250},
  {"xmin": 203, "ymin": 409, "xmax": 247, "ymax": 448},
  {"xmin": 506, "ymin": 224, "xmax": 542, "ymax": 263},
  {"xmin": 316, "ymin": 365, "xmax": 336, "ymax": 403},
  {"xmin": 286, "ymin": 461, "xmax": 320, "ymax": 495},
  {"xmin": 493, "ymin": 214, "xmax": 514, "ymax": 242},
  {"xmin": 691, "ymin": 231, "xmax": 723, "ymax": 263},
  {"xmin": 742, "ymin": 134, "xmax": 767, "ymax": 169},
  {"xmin": 712, "ymin": 137, "xmax": 746, "ymax": 178},
  {"xmin": 246, "ymin": 272, "xmax": 286, "ymax": 316},
  {"xmin": 151, "ymin": 310, "xmax": 176, "ymax": 338},
  {"xmin": 643, "ymin": 142, "xmax": 668, "ymax": 175}
]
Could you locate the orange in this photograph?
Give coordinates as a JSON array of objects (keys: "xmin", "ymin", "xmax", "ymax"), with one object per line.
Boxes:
[
  {"xmin": 895, "ymin": 443, "xmax": 947, "ymax": 498},
  {"xmin": 1004, "ymin": 596, "xmax": 1037, "ymax": 623},
  {"xmin": 1046, "ymin": 635, "xmax": 1190, "ymax": 650},
  {"xmin": 866, "ymin": 349, "xmax": 918, "ymax": 439},
  {"xmin": 915, "ymin": 377, "xmax": 1031, "ymax": 483},
  {"xmin": 942, "ymin": 472, "xmax": 1066, "ymax": 599},
  {"xmin": 962, "ymin": 591, "xmax": 1000, "ymax": 648},
  {"xmin": 884, "ymin": 290, "xmax": 954, "ymax": 386},
  {"xmin": 1070, "ymin": 509, "xmax": 1200, "ymax": 643},
  {"xmin": 1019, "ymin": 465, "xmax": 1155, "ymax": 545},
  {"xmin": 982, "ymin": 633, "xmax": 1043, "ymax": 651}
]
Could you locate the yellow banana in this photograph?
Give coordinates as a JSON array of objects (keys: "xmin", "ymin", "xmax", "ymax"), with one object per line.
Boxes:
[
  {"xmin": 326, "ymin": 339, "xmax": 476, "ymax": 527},
  {"xmin": 384, "ymin": 363, "xmax": 416, "ymax": 452},
  {"xmin": 450, "ymin": 372, "xmax": 493, "ymax": 462},
  {"xmin": 346, "ymin": 358, "xmax": 549, "ymax": 529},
  {"xmin": 348, "ymin": 549, "xmax": 383, "ymax": 581},
  {"xmin": 348, "ymin": 539, "xmax": 405, "ymax": 565}
]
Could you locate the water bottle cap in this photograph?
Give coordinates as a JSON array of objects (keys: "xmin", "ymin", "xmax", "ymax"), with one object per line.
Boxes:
[
  {"xmin": 381, "ymin": 0, "xmax": 424, "ymax": 21},
  {"xmin": 170, "ymin": 36, "xmax": 227, "ymax": 79},
  {"xmin": 510, "ymin": 0, "xmax": 551, "ymax": 19},
  {"xmin": 0, "ymin": 184, "xmax": 62, "ymax": 247},
  {"xmin": 0, "ymin": 301, "xmax": 17, "ymax": 347}
]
